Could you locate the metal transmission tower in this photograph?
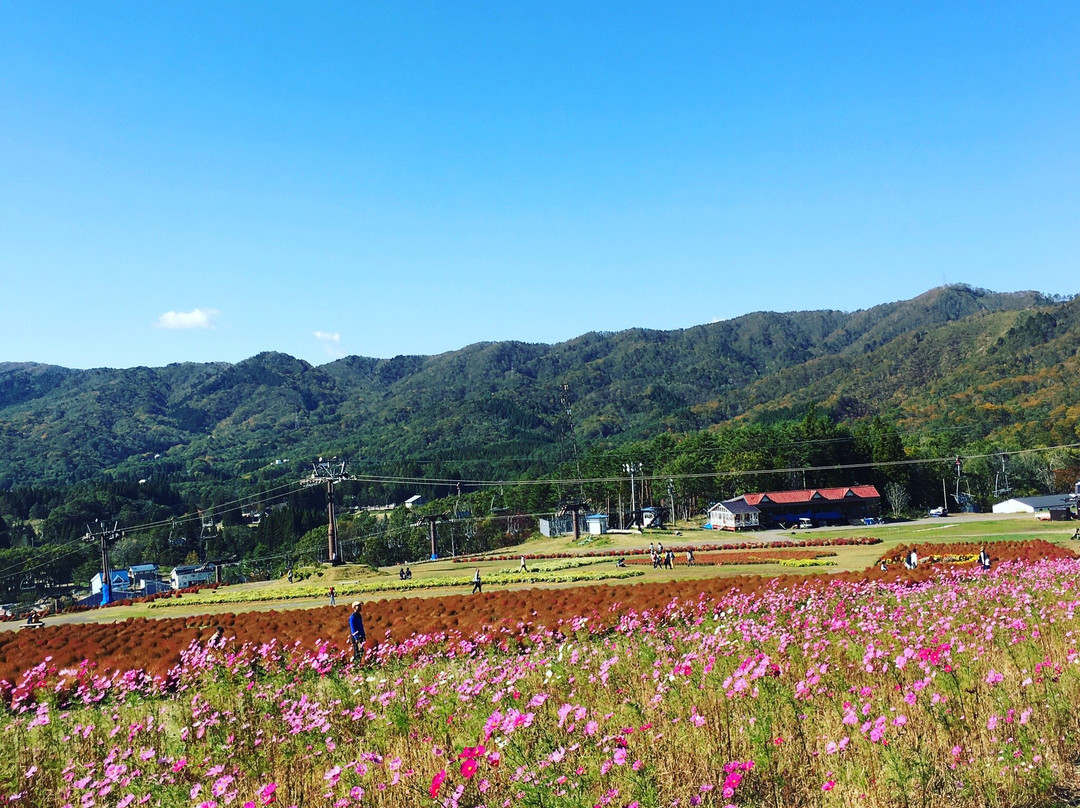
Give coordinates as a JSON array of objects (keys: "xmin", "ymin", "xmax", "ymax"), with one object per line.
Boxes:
[
  {"xmin": 301, "ymin": 460, "xmax": 354, "ymax": 566},
  {"xmin": 83, "ymin": 521, "xmax": 120, "ymax": 605}
]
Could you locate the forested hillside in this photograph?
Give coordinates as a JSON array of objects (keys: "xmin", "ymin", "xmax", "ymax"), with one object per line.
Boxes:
[{"xmin": 0, "ymin": 284, "xmax": 1066, "ymax": 493}]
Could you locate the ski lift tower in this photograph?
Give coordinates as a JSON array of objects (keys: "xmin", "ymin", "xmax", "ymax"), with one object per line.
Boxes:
[
  {"xmin": 414, "ymin": 512, "xmax": 450, "ymax": 560},
  {"xmin": 83, "ymin": 521, "xmax": 120, "ymax": 606},
  {"xmin": 559, "ymin": 500, "xmax": 588, "ymax": 542},
  {"xmin": 993, "ymin": 453, "xmax": 1012, "ymax": 498},
  {"xmin": 301, "ymin": 459, "xmax": 353, "ymax": 566}
]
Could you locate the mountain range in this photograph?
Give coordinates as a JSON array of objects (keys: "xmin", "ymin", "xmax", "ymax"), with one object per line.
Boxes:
[{"xmin": 1, "ymin": 284, "xmax": 1076, "ymax": 491}]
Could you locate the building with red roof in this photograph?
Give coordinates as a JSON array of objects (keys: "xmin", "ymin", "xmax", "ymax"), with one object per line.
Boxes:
[{"xmin": 708, "ymin": 485, "xmax": 881, "ymax": 530}]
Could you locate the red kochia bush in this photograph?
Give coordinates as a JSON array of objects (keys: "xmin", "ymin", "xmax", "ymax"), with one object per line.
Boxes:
[{"xmin": 880, "ymin": 539, "xmax": 1074, "ymax": 565}]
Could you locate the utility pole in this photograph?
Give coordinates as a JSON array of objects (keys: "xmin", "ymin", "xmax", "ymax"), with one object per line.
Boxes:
[
  {"xmin": 667, "ymin": 478, "xmax": 675, "ymax": 529},
  {"xmin": 83, "ymin": 522, "xmax": 120, "ymax": 606},
  {"xmin": 301, "ymin": 460, "xmax": 353, "ymax": 566},
  {"xmin": 623, "ymin": 462, "xmax": 642, "ymax": 529}
]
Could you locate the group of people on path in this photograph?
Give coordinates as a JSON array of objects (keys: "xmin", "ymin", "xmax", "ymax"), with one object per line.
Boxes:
[{"xmin": 647, "ymin": 542, "xmax": 694, "ymax": 569}]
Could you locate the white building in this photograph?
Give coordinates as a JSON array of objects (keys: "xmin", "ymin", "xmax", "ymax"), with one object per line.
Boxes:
[
  {"xmin": 992, "ymin": 494, "xmax": 1076, "ymax": 516},
  {"xmin": 707, "ymin": 499, "xmax": 761, "ymax": 531},
  {"xmin": 170, "ymin": 564, "xmax": 216, "ymax": 590}
]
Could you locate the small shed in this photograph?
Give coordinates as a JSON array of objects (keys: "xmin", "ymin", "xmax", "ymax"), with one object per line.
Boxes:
[
  {"xmin": 586, "ymin": 514, "xmax": 609, "ymax": 535},
  {"xmin": 404, "ymin": 494, "xmax": 425, "ymax": 509}
]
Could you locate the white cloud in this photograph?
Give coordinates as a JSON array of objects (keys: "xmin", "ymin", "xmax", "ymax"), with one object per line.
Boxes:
[
  {"xmin": 315, "ymin": 331, "xmax": 344, "ymax": 357},
  {"xmin": 155, "ymin": 308, "xmax": 221, "ymax": 330}
]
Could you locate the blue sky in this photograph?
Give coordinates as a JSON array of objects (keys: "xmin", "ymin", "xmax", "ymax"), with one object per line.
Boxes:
[{"xmin": 1, "ymin": 2, "xmax": 1077, "ymax": 369}]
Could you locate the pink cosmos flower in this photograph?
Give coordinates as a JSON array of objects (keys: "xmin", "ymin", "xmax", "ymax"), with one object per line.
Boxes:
[
  {"xmin": 259, "ymin": 783, "xmax": 277, "ymax": 805},
  {"xmin": 429, "ymin": 769, "xmax": 447, "ymax": 798}
]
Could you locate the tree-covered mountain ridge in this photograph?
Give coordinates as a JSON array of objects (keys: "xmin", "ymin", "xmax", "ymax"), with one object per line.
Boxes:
[{"xmin": 0, "ymin": 284, "xmax": 1074, "ymax": 489}]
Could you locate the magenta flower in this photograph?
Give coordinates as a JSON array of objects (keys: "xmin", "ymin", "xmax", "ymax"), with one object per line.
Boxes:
[
  {"xmin": 429, "ymin": 769, "xmax": 447, "ymax": 798},
  {"xmin": 259, "ymin": 783, "xmax": 277, "ymax": 805}
]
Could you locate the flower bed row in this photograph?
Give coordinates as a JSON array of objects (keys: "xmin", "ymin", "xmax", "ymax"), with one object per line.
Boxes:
[
  {"xmin": 453, "ymin": 535, "xmax": 880, "ymax": 563},
  {"xmin": 624, "ymin": 549, "xmax": 837, "ymax": 566},
  {"xmin": 879, "ymin": 539, "xmax": 1075, "ymax": 566}
]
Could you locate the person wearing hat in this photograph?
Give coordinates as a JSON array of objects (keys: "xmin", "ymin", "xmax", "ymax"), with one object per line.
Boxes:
[{"xmin": 349, "ymin": 601, "xmax": 366, "ymax": 662}]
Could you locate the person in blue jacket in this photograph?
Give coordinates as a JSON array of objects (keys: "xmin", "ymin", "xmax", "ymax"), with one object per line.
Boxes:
[{"xmin": 349, "ymin": 601, "xmax": 366, "ymax": 662}]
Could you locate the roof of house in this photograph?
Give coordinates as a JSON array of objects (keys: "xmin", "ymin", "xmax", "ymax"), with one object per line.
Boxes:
[
  {"xmin": 742, "ymin": 485, "xmax": 880, "ymax": 506},
  {"xmin": 997, "ymin": 494, "xmax": 1077, "ymax": 510},
  {"xmin": 711, "ymin": 499, "xmax": 761, "ymax": 515},
  {"xmin": 171, "ymin": 564, "xmax": 214, "ymax": 575}
]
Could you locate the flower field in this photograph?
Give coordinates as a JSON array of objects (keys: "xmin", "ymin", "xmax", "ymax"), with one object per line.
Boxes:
[{"xmin": 5, "ymin": 540, "xmax": 1080, "ymax": 807}]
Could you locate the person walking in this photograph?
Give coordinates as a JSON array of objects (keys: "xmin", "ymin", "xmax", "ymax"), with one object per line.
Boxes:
[
  {"xmin": 519, "ymin": 555, "xmax": 528, "ymax": 572},
  {"xmin": 328, "ymin": 586, "xmax": 336, "ymax": 606},
  {"xmin": 349, "ymin": 601, "xmax": 366, "ymax": 662},
  {"xmin": 471, "ymin": 568, "xmax": 482, "ymax": 594},
  {"xmin": 978, "ymin": 547, "xmax": 991, "ymax": 571}
]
